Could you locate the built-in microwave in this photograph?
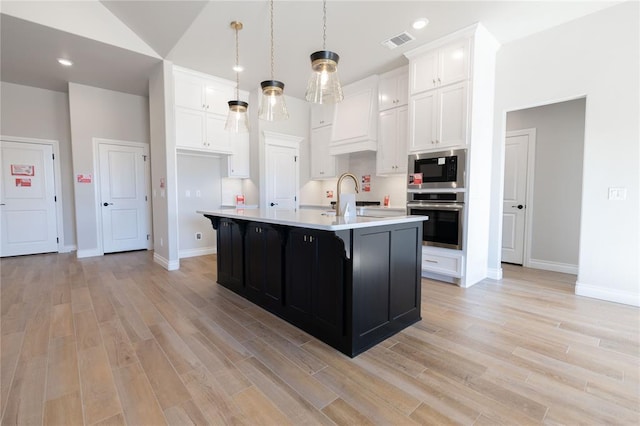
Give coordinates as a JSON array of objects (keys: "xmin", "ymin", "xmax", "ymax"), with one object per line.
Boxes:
[{"xmin": 408, "ymin": 149, "xmax": 466, "ymax": 190}]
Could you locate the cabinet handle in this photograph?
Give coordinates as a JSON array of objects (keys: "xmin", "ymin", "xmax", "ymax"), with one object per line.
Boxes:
[
  {"xmin": 202, "ymin": 104, "xmax": 206, "ymax": 109},
  {"xmin": 303, "ymin": 235, "xmax": 307, "ymax": 242},
  {"xmin": 436, "ymin": 140, "xmax": 440, "ymax": 144},
  {"xmin": 424, "ymin": 259, "xmax": 439, "ymax": 263},
  {"xmin": 437, "ymin": 77, "xmax": 441, "ymax": 84},
  {"xmin": 309, "ymin": 236, "xmax": 314, "ymax": 243},
  {"xmin": 432, "ymin": 79, "xmax": 436, "ymax": 85}
]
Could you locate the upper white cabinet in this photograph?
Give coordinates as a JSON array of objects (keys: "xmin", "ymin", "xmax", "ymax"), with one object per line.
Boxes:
[
  {"xmin": 409, "ymin": 39, "xmax": 470, "ymax": 95},
  {"xmin": 405, "ymin": 36, "xmax": 471, "ymax": 153},
  {"xmin": 378, "ymin": 66, "xmax": 408, "ymax": 111},
  {"xmin": 310, "ymin": 126, "xmax": 347, "ymax": 179},
  {"xmin": 376, "ymin": 106, "xmax": 408, "ymax": 175},
  {"xmin": 224, "ymin": 133, "xmax": 250, "ymax": 178},
  {"xmin": 330, "ymin": 75, "xmax": 378, "ymax": 155},
  {"xmin": 310, "ymin": 104, "xmax": 335, "ymax": 129},
  {"xmin": 376, "ymin": 67, "xmax": 409, "ymax": 175},
  {"xmin": 409, "ymin": 81, "xmax": 468, "ymax": 151},
  {"xmin": 173, "ymin": 66, "xmax": 237, "ymax": 154}
]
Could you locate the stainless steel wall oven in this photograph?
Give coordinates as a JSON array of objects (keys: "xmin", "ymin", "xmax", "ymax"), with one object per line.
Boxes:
[{"xmin": 407, "ymin": 192, "xmax": 464, "ymax": 250}]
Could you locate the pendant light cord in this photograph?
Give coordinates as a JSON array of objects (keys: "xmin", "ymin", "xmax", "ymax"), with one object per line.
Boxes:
[
  {"xmin": 270, "ymin": 0, "xmax": 275, "ymax": 79},
  {"xmin": 235, "ymin": 24, "xmax": 240, "ymax": 99},
  {"xmin": 322, "ymin": 0, "xmax": 327, "ymax": 50}
]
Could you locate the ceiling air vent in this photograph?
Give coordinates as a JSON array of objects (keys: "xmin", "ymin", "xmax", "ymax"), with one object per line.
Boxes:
[{"xmin": 381, "ymin": 31, "xmax": 415, "ymax": 50}]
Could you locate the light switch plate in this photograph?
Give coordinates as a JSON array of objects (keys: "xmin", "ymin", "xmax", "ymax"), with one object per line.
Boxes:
[{"xmin": 608, "ymin": 187, "xmax": 627, "ymax": 201}]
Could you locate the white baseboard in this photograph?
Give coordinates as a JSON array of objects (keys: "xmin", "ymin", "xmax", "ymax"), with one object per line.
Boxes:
[
  {"xmin": 76, "ymin": 248, "xmax": 102, "ymax": 258},
  {"xmin": 527, "ymin": 258, "xmax": 578, "ymax": 275},
  {"xmin": 179, "ymin": 247, "xmax": 216, "ymax": 259},
  {"xmin": 61, "ymin": 244, "xmax": 77, "ymax": 253},
  {"xmin": 153, "ymin": 252, "xmax": 180, "ymax": 271},
  {"xmin": 487, "ymin": 267, "xmax": 503, "ymax": 280},
  {"xmin": 575, "ymin": 281, "xmax": 640, "ymax": 307}
]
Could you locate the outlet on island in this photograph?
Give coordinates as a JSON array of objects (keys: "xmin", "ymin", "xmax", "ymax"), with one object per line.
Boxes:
[{"xmin": 195, "ymin": 232, "xmax": 203, "ymax": 240}]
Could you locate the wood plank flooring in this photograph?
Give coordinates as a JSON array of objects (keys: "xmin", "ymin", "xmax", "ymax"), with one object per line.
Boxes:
[{"xmin": 1, "ymin": 251, "xmax": 638, "ymax": 425}]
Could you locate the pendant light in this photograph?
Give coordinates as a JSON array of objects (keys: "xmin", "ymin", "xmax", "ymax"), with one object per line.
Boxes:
[
  {"xmin": 259, "ymin": 0, "xmax": 289, "ymax": 121},
  {"xmin": 225, "ymin": 21, "xmax": 250, "ymax": 133},
  {"xmin": 305, "ymin": 0, "xmax": 343, "ymax": 104}
]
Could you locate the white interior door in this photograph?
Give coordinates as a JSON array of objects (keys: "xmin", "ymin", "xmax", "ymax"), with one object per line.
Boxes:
[
  {"xmin": 0, "ymin": 141, "xmax": 58, "ymax": 256},
  {"xmin": 502, "ymin": 132, "xmax": 531, "ymax": 264},
  {"xmin": 264, "ymin": 134, "xmax": 300, "ymax": 211},
  {"xmin": 99, "ymin": 143, "xmax": 149, "ymax": 253}
]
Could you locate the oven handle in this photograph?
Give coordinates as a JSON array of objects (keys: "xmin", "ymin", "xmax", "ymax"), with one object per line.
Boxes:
[{"xmin": 407, "ymin": 202, "xmax": 464, "ymax": 211}]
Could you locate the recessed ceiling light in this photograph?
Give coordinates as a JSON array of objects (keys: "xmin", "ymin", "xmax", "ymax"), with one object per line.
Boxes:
[
  {"xmin": 57, "ymin": 58, "xmax": 73, "ymax": 66},
  {"xmin": 233, "ymin": 65, "xmax": 244, "ymax": 72},
  {"xmin": 412, "ymin": 18, "xmax": 429, "ymax": 30}
]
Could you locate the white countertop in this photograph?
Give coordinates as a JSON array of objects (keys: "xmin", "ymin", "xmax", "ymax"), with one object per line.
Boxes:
[{"xmin": 198, "ymin": 208, "xmax": 427, "ymax": 231}]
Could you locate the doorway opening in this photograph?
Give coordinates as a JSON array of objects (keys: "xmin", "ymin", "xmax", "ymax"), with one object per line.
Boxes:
[{"xmin": 501, "ymin": 97, "xmax": 586, "ymax": 275}]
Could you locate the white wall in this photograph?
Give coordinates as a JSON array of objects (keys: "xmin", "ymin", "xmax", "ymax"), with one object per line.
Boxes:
[
  {"xmin": 0, "ymin": 82, "xmax": 76, "ymax": 249},
  {"xmin": 506, "ymin": 98, "xmax": 585, "ymax": 268},
  {"xmin": 177, "ymin": 153, "xmax": 220, "ymax": 257},
  {"xmin": 490, "ymin": 1, "xmax": 639, "ymax": 306},
  {"xmin": 149, "ymin": 61, "xmax": 180, "ymax": 270},
  {"xmin": 316, "ymin": 152, "xmax": 406, "ymax": 208},
  {"xmin": 68, "ymin": 83, "xmax": 150, "ymax": 257}
]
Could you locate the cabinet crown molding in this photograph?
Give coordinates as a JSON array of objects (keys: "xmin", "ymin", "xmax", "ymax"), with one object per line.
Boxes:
[{"xmin": 404, "ymin": 22, "xmax": 499, "ymax": 59}]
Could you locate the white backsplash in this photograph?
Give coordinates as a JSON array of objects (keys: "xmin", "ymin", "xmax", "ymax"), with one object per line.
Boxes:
[{"xmin": 313, "ymin": 151, "xmax": 407, "ymax": 208}]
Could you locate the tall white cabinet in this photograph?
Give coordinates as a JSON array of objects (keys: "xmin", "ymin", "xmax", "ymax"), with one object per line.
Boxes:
[
  {"xmin": 404, "ymin": 24, "xmax": 500, "ymax": 288},
  {"xmin": 309, "ymin": 104, "xmax": 347, "ymax": 179},
  {"xmin": 377, "ymin": 66, "xmax": 409, "ymax": 175}
]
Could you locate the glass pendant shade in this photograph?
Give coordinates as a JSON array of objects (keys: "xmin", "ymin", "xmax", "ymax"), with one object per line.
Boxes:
[
  {"xmin": 224, "ymin": 100, "xmax": 249, "ymax": 133},
  {"xmin": 305, "ymin": 50, "xmax": 344, "ymax": 104},
  {"xmin": 259, "ymin": 80, "xmax": 289, "ymax": 121}
]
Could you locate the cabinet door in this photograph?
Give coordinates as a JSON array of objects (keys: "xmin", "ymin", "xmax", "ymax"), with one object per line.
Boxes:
[
  {"xmin": 175, "ymin": 107, "xmax": 205, "ymax": 149},
  {"xmin": 227, "ymin": 133, "xmax": 250, "ymax": 178},
  {"xmin": 437, "ymin": 81, "xmax": 468, "ymax": 148},
  {"xmin": 312, "ymin": 234, "xmax": 345, "ymax": 339},
  {"xmin": 376, "ymin": 109, "xmax": 398, "ymax": 174},
  {"xmin": 285, "ymin": 230, "xmax": 315, "ymax": 325},
  {"xmin": 245, "ymin": 224, "xmax": 283, "ymax": 311},
  {"xmin": 310, "ymin": 104, "xmax": 334, "ymax": 128},
  {"xmin": 410, "ymin": 50, "xmax": 438, "ymax": 95},
  {"xmin": 394, "ymin": 106, "xmax": 409, "ymax": 173},
  {"xmin": 331, "ymin": 88, "xmax": 375, "ymax": 142},
  {"xmin": 205, "ymin": 114, "xmax": 232, "ymax": 153},
  {"xmin": 204, "ymin": 82, "xmax": 234, "ymax": 115},
  {"xmin": 409, "ymin": 91, "xmax": 437, "ymax": 152},
  {"xmin": 310, "ymin": 126, "xmax": 335, "ymax": 179},
  {"xmin": 378, "ymin": 75, "xmax": 397, "ymax": 111},
  {"xmin": 217, "ymin": 219, "xmax": 244, "ymax": 293},
  {"xmin": 174, "ymin": 72, "xmax": 205, "ymax": 110},
  {"xmin": 438, "ymin": 39, "xmax": 470, "ymax": 87},
  {"xmin": 396, "ymin": 73, "xmax": 409, "ymax": 106}
]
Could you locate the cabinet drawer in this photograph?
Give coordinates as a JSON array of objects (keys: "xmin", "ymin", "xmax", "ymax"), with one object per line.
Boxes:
[{"xmin": 422, "ymin": 249, "xmax": 462, "ymax": 277}]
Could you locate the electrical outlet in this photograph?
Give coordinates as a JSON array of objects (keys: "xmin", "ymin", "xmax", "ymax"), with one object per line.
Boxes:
[
  {"xmin": 160, "ymin": 238, "xmax": 163, "ymax": 247},
  {"xmin": 195, "ymin": 232, "xmax": 202, "ymax": 240},
  {"xmin": 608, "ymin": 187, "xmax": 627, "ymax": 201},
  {"xmin": 185, "ymin": 190, "xmax": 191, "ymax": 197}
]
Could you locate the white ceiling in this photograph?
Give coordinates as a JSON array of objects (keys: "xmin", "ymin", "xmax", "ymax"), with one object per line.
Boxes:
[{"xmin": 0, "ymin": 1, "xmax": 622, "ymax": 98}]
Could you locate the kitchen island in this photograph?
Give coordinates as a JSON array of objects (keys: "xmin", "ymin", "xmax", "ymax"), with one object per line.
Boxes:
[{"xmin": 199, "ymin": 208, "xmax": 425, "ymax": 357}]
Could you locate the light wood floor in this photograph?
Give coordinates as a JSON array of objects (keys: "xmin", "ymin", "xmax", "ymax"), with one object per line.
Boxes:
[{"xmin": 1, "ymin": 251, "xmax": 638, "ymax": 425}]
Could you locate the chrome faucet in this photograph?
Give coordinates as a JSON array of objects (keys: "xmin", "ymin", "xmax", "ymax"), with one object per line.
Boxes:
[{"xmin": 336, "ymin": 172, "xmax": 359, "ymax": 216}]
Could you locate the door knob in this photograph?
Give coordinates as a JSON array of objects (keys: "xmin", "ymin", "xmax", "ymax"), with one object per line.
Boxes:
[
  {"xmin": 511, "ymin": 204, "xmax": 524, "ymax": 209},
  {"xmin": 103, "ymin": 202, "xmax": 113, "ymax": 207},
  {"xmin": 270, "ymin": 202, "xmax": 278, "ymax": 207}
]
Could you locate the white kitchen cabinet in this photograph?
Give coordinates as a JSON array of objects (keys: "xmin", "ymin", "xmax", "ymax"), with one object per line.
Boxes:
[
  {"xmin": 421, "ymin": 246, "xmax": 463, "ymax": 278},
  {"xmin": 409, "ymin": 81, "xmax": 468, "ymax": 152},
  {"xmin": 310, "ymin": 103, "xmax": 335, "ymax": 129},
  {"xmin": 225, "ymin": 132, "xmax": 250, "ymax": 178},
  {"xmin": 174, "ymin": 66, "xmax": 236, "ymax": 154},
  {"xmin": 406, "ymin": 23, "xmax": 500, "ymax": 288},
  {"xmin": 377, "ymin": 106, "xmax": 408, "ymax": 175},
  {"xmin": 311, "ymin": 126, "xmax": 347, "ymax": 179},
  {"xmin": 378, "ymin": 67, "xmax": 408, "ymax": 111},
  {"xmin": 409, "ymin": 39, "xmax": 470, "ymax": 95},
  {"xmin": 330, "ymin": 75, "xmax": 378, "ymax": 155}
]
